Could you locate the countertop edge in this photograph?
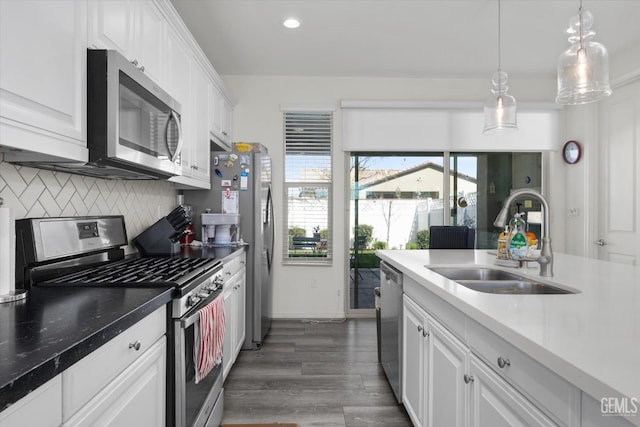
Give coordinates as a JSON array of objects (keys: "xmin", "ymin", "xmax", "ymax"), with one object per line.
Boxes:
[{"xmin": 0, "ymin": 287, "xmax": 173, "ymax": 411}]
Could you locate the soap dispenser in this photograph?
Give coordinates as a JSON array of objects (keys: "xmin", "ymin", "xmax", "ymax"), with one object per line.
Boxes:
[{"xmin": 508, "ymin": 213, "xmax": 528, "ymax": 260}]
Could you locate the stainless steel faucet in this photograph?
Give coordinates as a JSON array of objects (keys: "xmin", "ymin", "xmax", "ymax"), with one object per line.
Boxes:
[{"xmin": 493, "ymin": 189, "xmax": 553, "ymax": 277}]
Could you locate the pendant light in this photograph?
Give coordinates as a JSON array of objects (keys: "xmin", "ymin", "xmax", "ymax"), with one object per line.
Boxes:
[
  {"xmin": 556, "ymin": 0, "xmax": 612, "ymax": 105},
  {"xmin": 483, "ymin": 0, "xmax": 518, "ymax": 135}
]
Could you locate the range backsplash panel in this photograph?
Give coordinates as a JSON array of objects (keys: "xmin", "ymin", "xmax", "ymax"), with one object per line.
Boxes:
[{"xmin": 0, "ymin": 156, "xmax": 176, "ymax": 253}]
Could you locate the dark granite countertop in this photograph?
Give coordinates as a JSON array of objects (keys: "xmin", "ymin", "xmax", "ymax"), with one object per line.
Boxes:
[{"xmin": 0, "ymin": 286, "xmax": 173, "ymax": 411}]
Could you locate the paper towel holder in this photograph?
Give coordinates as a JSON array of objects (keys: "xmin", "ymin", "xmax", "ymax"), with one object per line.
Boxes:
[{"xmin": 0, "ymin": 197, "xmax": 27, "ymax": 303}]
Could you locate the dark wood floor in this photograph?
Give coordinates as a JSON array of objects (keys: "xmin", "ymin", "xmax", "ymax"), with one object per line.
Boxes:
[{"xmin": 221, "ymin": 319, "xmax": 412, "ymax": 427}]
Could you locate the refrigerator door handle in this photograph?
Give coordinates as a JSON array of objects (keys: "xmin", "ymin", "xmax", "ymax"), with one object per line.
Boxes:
[{"xmin": 266, "ymin": 185, "xmax": 274, "ymax": 271}]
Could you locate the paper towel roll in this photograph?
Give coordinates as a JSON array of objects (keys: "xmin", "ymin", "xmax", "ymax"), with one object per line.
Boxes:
[{"xmin": 0, "ymin": 206, "xmax": 16, "ymax": 296}]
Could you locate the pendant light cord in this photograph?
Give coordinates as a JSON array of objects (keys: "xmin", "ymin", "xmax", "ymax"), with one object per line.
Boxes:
[
  {"xmin": 497, "ymin": 0, "xmax": 502, "ymax": 72},
  {"xmin": 578, "ymin": 0, "xmax": 584, "ymax": 48}
]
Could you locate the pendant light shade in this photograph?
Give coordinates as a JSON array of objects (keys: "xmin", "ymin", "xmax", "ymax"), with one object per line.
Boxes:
[
  {"xmin": 556, "ymin": 4, "xmax": 612, "ymax": 105},
  {"xmin": 483, "ymin": 0, "xmax": 517, "ymax": 135}
]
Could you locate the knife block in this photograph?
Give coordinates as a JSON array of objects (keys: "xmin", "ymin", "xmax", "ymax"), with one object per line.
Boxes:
[{"xmin": 132, "ymin": 218, "xmax": 180, "ymax": 256}]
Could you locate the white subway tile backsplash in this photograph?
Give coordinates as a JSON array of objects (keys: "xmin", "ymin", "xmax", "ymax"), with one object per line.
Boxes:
[{"xmin": 0, "ymin": 158, "xmax": 177, "ymax": 254}]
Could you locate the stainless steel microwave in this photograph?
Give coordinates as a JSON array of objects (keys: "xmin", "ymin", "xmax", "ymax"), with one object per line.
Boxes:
[{"xmin": 86, "ymin": 49, "xmax": 183, "ymax": 179}]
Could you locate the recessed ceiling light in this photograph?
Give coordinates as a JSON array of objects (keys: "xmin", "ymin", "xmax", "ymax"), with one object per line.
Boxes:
[{"xmin": 283, "ymin": 17, "xmax": 301, "ymax": 29}]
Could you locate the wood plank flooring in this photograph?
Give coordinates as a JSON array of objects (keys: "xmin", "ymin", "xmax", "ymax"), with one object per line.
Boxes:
[{"xmin": 221, "ymin": 319, "xmax": 412, "ymax": 427}]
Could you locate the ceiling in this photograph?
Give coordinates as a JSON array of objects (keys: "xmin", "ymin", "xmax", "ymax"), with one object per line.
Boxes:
[{"xmin": 170, "ymin": 0, "xmax": 640, "ymax": 79}]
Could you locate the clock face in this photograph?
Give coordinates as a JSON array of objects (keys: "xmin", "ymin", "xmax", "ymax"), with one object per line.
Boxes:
[{"xmin": 563, "ymin": 141, "xmax": 581, "ymax": 164}]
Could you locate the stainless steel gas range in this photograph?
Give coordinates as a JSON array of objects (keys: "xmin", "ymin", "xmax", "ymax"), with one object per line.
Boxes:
[{"xmin": 15, "ymin": 215, "xmax": 225, "ymax": 427}]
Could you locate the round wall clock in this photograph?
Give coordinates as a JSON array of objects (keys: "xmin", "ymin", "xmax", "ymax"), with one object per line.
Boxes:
[{"xmin": 562, "ymin": 140, "xmax": 582, "ymax": 164}]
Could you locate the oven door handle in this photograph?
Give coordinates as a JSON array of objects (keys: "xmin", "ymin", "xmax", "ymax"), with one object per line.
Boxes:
[{"xmin": 181, "ymin": 291, "xmax": 222, "ymax": 328}]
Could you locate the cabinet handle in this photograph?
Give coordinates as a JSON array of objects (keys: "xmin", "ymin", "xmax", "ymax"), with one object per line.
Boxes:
[
  {"xmin": 139, "ymin": 65, "xmax": 145, "ymax": 72},
  {"xmin": 422, "ymin": 329, "xmax": 429, "ymax": 337},
  {"xmin": 497, "ymin": 357, "xmax": 511, "ymax": 369},
  {"xmin": 222, "ymin": 131, "xmax": 228, "ymax": 136},
  {"xmin": 131, "ymin": 59, "xmax": 139, "ymax": 67},
  {"xmin": 463, "ymin": 374, "xmax": 474, "ymax": 384},
  {"xmin": 129, "ymin": 340, "xmax": 141, "ymax": 351},
  {"xmin": 417, "ymin": 325, "xmax": 423, "ymax": 332}
]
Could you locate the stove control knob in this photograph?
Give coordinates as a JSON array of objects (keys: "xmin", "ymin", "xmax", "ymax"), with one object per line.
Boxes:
[
  {"xmin": 197, "ymin": 291, "xmax": 210, "ymax": 299},
  {"xmin": 188, "ymin": 295, "xmax": 201, "ymax": 307},
  {"xmin": 213, "ymin": 276, "xmax": 224, "ymax": 286}
]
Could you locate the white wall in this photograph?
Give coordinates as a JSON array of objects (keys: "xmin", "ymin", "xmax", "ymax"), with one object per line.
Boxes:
[
  {"xmin": 562, "ymin": 41, "xmax": 640, "ymax": 258},
  {"xmin": 222, "ymin": 75, "xmax": 559, "ymax": 319}
]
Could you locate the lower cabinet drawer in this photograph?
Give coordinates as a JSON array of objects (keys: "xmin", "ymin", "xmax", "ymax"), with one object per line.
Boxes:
[
  {"xmin": 63, "ymin": 337, "xmax": 166, "ymax": 427},
  {"xmin": 468, "ymin": 320, "xmax": 580, "ymax": 426},
  {"xmin": 61, "ymin": 306, "xmax": 166, "ymax": 420},
  {"xmin": 0, "ymin": 375, "xmax": 62, "ymax": 427}
]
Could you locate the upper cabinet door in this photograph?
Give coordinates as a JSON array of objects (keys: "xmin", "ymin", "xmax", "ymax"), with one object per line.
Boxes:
[
  {"xmin": 88, "ymin": 0, "xmax": 165, "ymax": 86},
  {"xmin": 87, "ymin": 0, "xmax": 133, "ymax": 53},
  {"xmin": 0, "ymin": 0, "xmax": 87, "ymax": 162},
  {"xmin": 134, "ymin": 1, "xmax": 166, "ymax": 85}
]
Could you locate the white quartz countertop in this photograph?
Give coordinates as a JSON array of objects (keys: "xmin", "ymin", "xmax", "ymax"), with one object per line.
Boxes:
[{"xmin": 376, "ymin": 249, "xmax": 640, "ymax": 411}]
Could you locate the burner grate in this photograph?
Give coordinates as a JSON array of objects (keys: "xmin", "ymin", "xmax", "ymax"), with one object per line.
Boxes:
[{"xmin": 41, "ymin": 256, "xmax": 218, "ymax": 287}]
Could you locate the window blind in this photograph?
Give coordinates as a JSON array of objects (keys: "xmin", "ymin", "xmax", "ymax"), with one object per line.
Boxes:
[{"xmin": 283, "ymin": 111, "xmax": 333, "ymax": 263}]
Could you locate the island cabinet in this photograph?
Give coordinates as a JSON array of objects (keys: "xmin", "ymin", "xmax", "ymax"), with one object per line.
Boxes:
[
  {"xmin": 0, "ymin": 0, "xmax": 88, "ymax": 164},
  {"xmin": 0, "ymin": 306, "xmax": 167, "ymax": 427},
  {"xmin": 402, "ymin": 276, "xmax": 581, "ymax": 427},
  {"xmin": 222, "ymin": 251, "xmax": 247, "ymax": 380}
]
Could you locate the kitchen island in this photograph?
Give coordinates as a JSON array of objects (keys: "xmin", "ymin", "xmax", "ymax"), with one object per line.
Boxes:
[{"xmin": 377, "ymin": 249, "xmax": 639, "ymax": 427}]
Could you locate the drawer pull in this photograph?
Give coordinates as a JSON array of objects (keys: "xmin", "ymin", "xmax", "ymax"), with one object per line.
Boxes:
[
  {"xmin": 129, "ymin": 340, "xmax": 141, "ymax": 351},
  {"xmin": 417, "ymin": 325, "xmax": 423, "ymax": 332},
  {"xmin": 463, "ymin": 374, "xmax": 474, "ymax": 384},
  {"xmin": 497, "ymin": 356, "xmax": 511, "ymax": 368}
]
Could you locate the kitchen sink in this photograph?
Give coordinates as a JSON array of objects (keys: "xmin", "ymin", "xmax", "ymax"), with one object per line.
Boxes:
[
  {"xmin": 427, "ymin": 267, "xmax": 576, "ymax": 294},
  {"xmin": 454, "ymin": 280, "xmax": 573, "ymax": 294},
  {"xmin": 429, "ymin": 267, "xmax": 525, "ymax": 281}
]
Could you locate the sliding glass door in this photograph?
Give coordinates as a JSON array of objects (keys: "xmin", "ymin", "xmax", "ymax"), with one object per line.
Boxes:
[{"xmin": 348, "ymin": 152, "xmax": 541, "ymax": 313}]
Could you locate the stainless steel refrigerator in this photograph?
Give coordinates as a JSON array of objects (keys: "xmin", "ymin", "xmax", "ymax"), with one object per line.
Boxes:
[{"xmin": 184, "ymin": 142, "xmax": 274, "ymax": 350}]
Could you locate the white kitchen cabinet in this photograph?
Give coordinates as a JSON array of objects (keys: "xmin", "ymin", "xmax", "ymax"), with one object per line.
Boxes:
[
  {"xmin": 0, "ymin": 375, "xmax": 62, "ymax": 427},
  {"xmin": 402, "ymin": 295, "xmax": 428, "ymax": 427},
  {"xmin": 88, "ymin": 0, "xmax": 166, "ymax": 85},
  {"xmin": 403, "ymin": 289, "xmax": 580, "ymax": 427},
  {"xmin": 170, "ymin": 58, "xmax": 211, "ymax": 189},
  {"xmin": 222, "ymin": 252, "xmax": 247, "ymax": 380},
  {"xmin": 62, "ymin": 306, "xmax": 166, "ymax": 427},
  {"xmin": 62, "ymin": 337, "xmax": 166, "ymax": 427},
  {"xmin": 468, "ymin": 355, "xmax": 556, "ymax": 427},
  {"xmin": 402, "ymin": 295, "xmax": 467, "ymax": 427},
  {"xmin": 430, "ymin": 319, "xmax": 468, "ymax": 427},
  {"xmin": 0, "ymin": 0, "xmax": 87, "ymax": 163},
  {"xmin": 209, "ymin": 84, "xmax": 233, "ymax": 151}
]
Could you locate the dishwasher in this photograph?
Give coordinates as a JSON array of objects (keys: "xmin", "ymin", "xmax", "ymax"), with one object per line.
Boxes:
[{"xmin": 380, "ymin": 261, "xmax": 403, "ymax": 403}]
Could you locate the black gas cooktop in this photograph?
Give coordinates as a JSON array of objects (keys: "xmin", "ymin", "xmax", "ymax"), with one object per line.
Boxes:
[{"xmin": 40, "ymin": 256, "xmax": 220, "ymax": 288}]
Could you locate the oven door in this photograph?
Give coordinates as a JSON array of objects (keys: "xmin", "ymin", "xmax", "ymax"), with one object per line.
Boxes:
[{"xmin": 174, "ymin": 291, "xmax": 224, "ymax": 427}]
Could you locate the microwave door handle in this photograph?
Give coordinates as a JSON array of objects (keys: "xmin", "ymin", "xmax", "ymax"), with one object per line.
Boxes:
[{"xmin": 165, "ymin": 110, "xmax": 183, "ymax": 162}]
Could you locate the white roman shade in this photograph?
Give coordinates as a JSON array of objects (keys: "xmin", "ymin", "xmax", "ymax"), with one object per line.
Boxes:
[{"xmin": 341, "ymin": 101, "xmax": 561, "ymax": 152}]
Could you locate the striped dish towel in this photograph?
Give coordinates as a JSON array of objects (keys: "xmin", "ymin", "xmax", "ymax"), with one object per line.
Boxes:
[{"xmin": 194, "ymin": 296, "xmax": 225, "ymax": 384}]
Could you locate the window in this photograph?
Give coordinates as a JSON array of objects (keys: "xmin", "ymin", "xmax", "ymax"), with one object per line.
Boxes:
[{"xmin": 283, "ymin": 111, "xmax": 333, "ymax": 263}]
